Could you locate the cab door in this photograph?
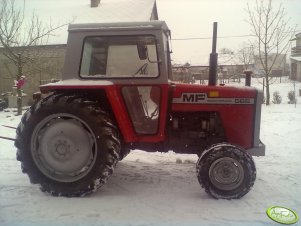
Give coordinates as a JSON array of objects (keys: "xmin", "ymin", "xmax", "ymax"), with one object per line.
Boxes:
[
  {"xmin": 122, "ymin": 85, "xmax": 161, "ymax": 135},
  {"xmin": 119, "ymin": 84, "xmax": 169, "ymax": 142}
]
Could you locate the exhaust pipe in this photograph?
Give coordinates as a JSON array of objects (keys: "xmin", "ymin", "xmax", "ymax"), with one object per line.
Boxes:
[{"xmin": 209, "ymin": 22, "xmax": 218, "ymax": 86}]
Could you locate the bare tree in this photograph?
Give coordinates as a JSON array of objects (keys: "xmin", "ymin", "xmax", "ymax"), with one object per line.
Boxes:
[
  {"xmin": 219, "ymin": 48, "xmax": 235, "ymax": 64},
  {"xmin": 237, "ymin": 43, "xmax": 254, "ymax": 70},
  {"xmin": 0, "ymin": 0, "xmax": 67, "ymax": 115},
  {"xmin": 218, "ymin": 48, "xmax": 235, "ymax": 83},
  {"xmin": 246, "ymin": 0, "xmax": 295, "ymax": 105}
]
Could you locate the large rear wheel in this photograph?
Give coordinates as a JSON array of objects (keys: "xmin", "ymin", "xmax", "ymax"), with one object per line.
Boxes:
[
  {"xmin": 15, "ymin": 93, "xmax": 120, "ymax": 197},
  {"xmin": 196, "ymin": 143, "xmax": 256, "ymax": 199}
]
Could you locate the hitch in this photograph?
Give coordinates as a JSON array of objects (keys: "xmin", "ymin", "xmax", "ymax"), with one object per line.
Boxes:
[
  {"xmin": 1, "ymin": 125, "xmax": 17, "ymax": 129},
  {"xmin": 0, "ymin": 125, "xmax": 16, "ymax": 141},
  {"xmin": 0, "ymin": 136, "xmax": 15, "ymax": 141}
]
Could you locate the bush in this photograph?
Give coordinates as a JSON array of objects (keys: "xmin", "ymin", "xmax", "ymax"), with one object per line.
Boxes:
[
  {"xmin": 272, "ymin": 91, "xmax": 282, "ymax": 104},
  {"xmin": 288, "ymin": 91, "xmax": 297, "ymax": 104}
]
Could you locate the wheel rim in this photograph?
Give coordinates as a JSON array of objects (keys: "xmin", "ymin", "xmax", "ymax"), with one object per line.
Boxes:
[
  {"xmin": 209, "ymin": 157, "xmax": 244, "ymax": 191},
  {"xmin": 31, "ymin": 113, "xmax": 97, "ymax": 182}
]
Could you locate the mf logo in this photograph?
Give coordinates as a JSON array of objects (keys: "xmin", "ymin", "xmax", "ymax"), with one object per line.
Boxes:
[{"xmin": 182, "ymin": 93, "xmax": 206, "ymax": 103}]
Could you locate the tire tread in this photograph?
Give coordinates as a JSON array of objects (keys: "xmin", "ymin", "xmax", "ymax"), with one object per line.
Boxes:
[{"xmin": 15, "ymin": 93, "xmax": 120, "ymax": 197}]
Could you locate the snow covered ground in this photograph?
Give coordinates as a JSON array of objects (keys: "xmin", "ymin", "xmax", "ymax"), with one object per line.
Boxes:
[{"xmin": 0, "ymin": 78, "xmax": 301, "ymax": 226}]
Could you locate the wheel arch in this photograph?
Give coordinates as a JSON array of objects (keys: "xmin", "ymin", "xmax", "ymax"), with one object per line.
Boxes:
[
  {"xmin": 44, "ymin": 89, "xmax": 115, "ymax": 123},
  {"xmin": 44, "ymin": 89, "xmax": 129, "ymax": 157}
]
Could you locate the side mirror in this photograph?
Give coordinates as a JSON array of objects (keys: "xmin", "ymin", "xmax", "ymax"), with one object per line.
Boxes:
[{"xmin": 137, "ymin": 42, "xmax": 148, "ymax": 60}]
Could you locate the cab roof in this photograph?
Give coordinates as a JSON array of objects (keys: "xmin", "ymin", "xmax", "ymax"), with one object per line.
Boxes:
[{"xmin": 68, "ymin": 21, "xmax": 169, "ymax": 33}]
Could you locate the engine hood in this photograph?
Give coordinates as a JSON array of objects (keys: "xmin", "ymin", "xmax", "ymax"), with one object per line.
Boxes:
[{"xmin": 171, "ymin": 83, "xmax": 258, "ymax": 105}]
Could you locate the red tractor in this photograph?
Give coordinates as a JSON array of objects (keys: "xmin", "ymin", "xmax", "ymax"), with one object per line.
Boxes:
[{"xmin": 15, "ymin": 21, "xmax": 265, "ymax": 199}]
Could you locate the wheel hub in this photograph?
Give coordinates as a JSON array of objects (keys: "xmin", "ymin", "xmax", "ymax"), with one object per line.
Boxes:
[
  {"xmin": 54, "ymin": 139, "xmax": 72, "ymax": 159},
  {"xmin": 209, "ymin": 157, "xmax": 244, "ymax": 191},
  {"xmin": 31, "ymin": 114, "xmax": 97, "ymax": 182}
]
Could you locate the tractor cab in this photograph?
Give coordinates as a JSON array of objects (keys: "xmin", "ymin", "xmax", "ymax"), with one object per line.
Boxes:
[{"xmin": 41, "ymin": 21, "xmax": 172, "ymax": 143}]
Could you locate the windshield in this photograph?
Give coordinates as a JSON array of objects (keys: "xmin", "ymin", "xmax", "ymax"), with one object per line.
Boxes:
[{"xmin": 80, "ymin": 35, "xmax": 159, "ymax": 78}]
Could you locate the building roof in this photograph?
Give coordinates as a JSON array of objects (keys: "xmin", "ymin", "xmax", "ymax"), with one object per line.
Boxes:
[
  {"xmin": 291, "ymin": 56, "xmax": 301, "ymax": 62},
  {"xmin": 20, "ymin": 0, "xmax": 157, "ymax": 44},
  {"xmin": 23, "ymin": 0, "xmax": 157, "ymax": 23},
  {"xmin": 291, "ymin": 32, "xmax": 301, "ymax": 41},
  {"xmin": 72, "ymin": 0, "xmax": 157, "ymax": 23}
]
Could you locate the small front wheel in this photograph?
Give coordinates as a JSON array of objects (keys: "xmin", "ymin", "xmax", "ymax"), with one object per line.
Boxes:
[{"xmin": 196, "ymin": 143, "xmax": 256, "ymax": 199}]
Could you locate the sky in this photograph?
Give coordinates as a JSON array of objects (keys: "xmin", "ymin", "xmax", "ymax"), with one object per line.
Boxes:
[
  {"xmin": 12, "ymin": 0, "xmax": 301, "ymax": 65},
  {"xmin": 156, "ymin": 0, "xmax": 301, "ymax": 65}
]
